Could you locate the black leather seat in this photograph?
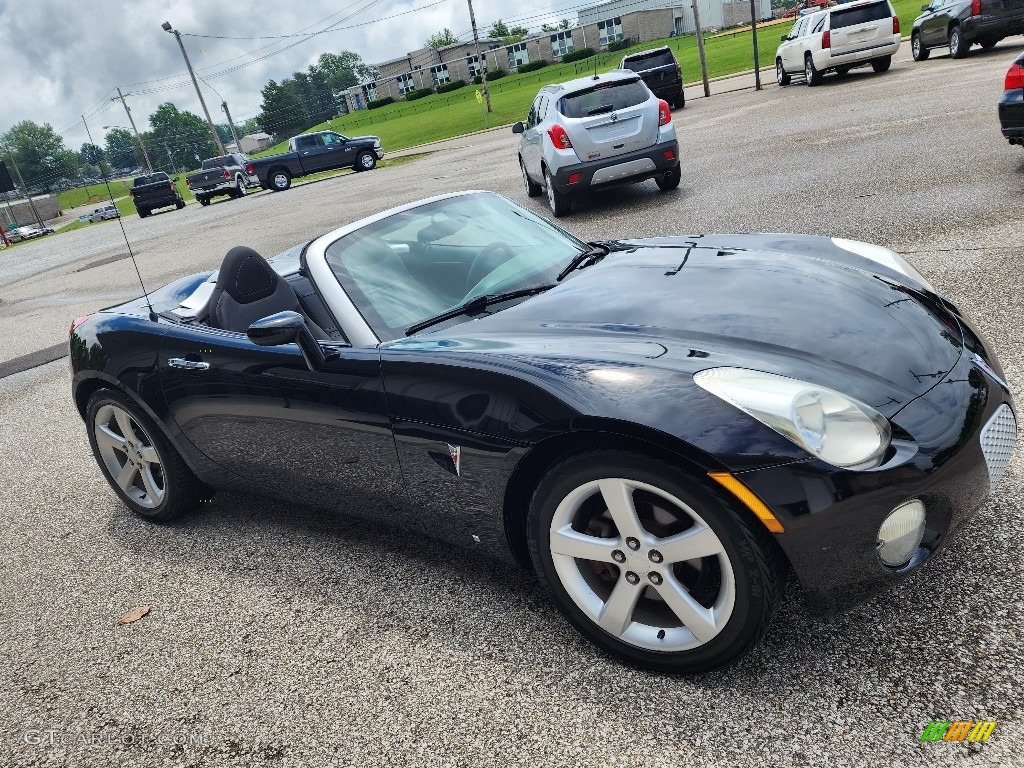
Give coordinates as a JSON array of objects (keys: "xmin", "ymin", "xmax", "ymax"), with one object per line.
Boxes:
[{"xmin": 208, "ymin": 246, "xmax": 300, "ymax": 333}]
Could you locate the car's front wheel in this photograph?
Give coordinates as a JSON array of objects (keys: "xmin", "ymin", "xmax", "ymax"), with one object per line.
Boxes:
[
  {"xmin": 545, "ymin": 169, "xmax": 571, "ymax": 217},
  {"xmin": 912, "ymin": 32, "xmax": 930, "ymax": 61},
  {"xmin": 776, "ymin": 59, "xmax": 791, "ymax": 86},
  {"xmin": 804, "ymin": 55, "xmax": 822, "ymax": 86},
  {"xmin": 871, "ymin": 56, "xmax": 891, "ymax": 73},
  {"xmin": 527, "ymin": 451, "xmax": 787, "ymax": 673},
  {"xmin": 355, "ymin": 151, "xmax": 377, "ymax": 171},
  {"xmin": 655, "ymin": 164, "xmax": 681, "ymax": 191},
  {"xmin": 86, "ymin": 390, "xmax": 206, "ymax": 522}
]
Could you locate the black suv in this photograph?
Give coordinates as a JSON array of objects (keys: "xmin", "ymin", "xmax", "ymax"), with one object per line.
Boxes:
[
  {"xmin": 912, "ymin": 0, "xmax": 1024, "ymax": 60},
  {"xmin": 620, "ymin": 47, "xmax": 685, "ymax": 108}
]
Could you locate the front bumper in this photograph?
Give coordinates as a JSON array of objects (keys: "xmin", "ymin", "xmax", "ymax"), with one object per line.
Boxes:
[
  {"xmin": 998, "ymin": 89, "xmax": 1024, "ymax": 143},
  {"xmin": 551, "ymin": 140, "xmax": 679, "ymax": 194},
  {"xmin": 737, "ymin": 347, "xmax": 1015, "ymax": 614}
]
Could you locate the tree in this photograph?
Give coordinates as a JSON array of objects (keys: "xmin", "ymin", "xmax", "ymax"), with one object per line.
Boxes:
[
  {"xmin": 318, "ymin": 51, "xmax": 372, "ymax": 92},
  {"xmin": 487, "ymin": 20, "xmax": 529, "ymax": 44},
  {"xmin": 542, "ymin": 19, "xmax": 571, "ymax": 32},
  {"xmin": 104, "ymin": 128, "xmax": 139, "ymax": 169},
  {"xmin": 259, "ymin": 80, "xmax": 306, "ymax": 138},
  {"xmin": 79, "ymin": 143, "xmax": 105, "ymax": 166},
  {"xmin": 425, "ymin": 28, "xmax": 459, "ymax": 48},
  {"xmin": 293, "ymin": 66, "xmax": 336, "ymax": 125},
  {"xmin": 0, "ymin": 121, "xmax": 77, "ymax": 192},
  {"xmin": 146, "ymin": 102, "xmax": 217, "ymax": 172}
]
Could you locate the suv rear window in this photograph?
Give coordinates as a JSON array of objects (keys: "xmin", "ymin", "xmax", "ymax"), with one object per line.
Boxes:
[
  {"xmin": 559, "ymin": 79, "xmax": 650, "ymax": 118},
  {"xmin": 830, "ymin": 1, "xmax": 891, "ymax": 29},
  {"xmin": 622, "ymin": 49, "xmax": 675, "ymax": 72},
  {"xmin": 133, "ymin": 174, "xmax": 167, "ymax": 186}
]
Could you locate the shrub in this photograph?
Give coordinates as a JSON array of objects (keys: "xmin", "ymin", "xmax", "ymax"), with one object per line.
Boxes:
[
  {"xmin": 517, "ymin": 60, "xmax": 549, "ymax": 73},
  {"xmin": 473, "ymin": 68, "xmax": 506, "ymax": 85},
  {"xmin": 561, "ymin": 47, "xmax": 596, "ymax": 63},
  {"xmin": 367, "ymin": 96, "xmax": 395, "ymax": 110},
  {"xmin": 436, "ymin": 80, "xmax": 467, "ymax": 94},
  {"xmin": 606, "ymin": 38, "xmax": 633, "ymax": 52},
  {"xmin": 404, "ymin": 87, "xmax": 434, "ymax": 101}
]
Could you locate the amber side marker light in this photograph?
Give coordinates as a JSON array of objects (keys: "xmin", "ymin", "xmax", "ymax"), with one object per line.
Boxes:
[{"xmin": 708, "ymin": 471, "xmax": 785, "ymax": 533}]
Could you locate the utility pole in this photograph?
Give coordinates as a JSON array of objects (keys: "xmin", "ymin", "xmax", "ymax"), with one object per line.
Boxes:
[
  {"xmin": 221, "ymin": 102, "xmax": 240, "ymax": 151},
  {"xmin": 692, "ymin": 0, "xmax": 711, "ymax": 97},
  {"xmin": 112, "ymin": 88, "xmax": 154, "ymax": 173},
  {"xmin": 163, "ymin": 141, "xmax": 176, "ymax": 173},
  {"xmin": 749, "ymin": 0, "xmax": 762, "ymax": 91},
  {"xmin": 162, "ymin": 21, "xmax": 226, "ymax": 155},
  {"xmin": 6, "ymin": 154, "xmax": 44, "ymax": 227},
  {"xmin": 467, "ymin": 0, "xmax": 492, "ymax": 113}
]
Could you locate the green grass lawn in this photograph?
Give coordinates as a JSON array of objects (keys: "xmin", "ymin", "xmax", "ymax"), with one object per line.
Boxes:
[{"xmin": 57, "ymin": 179, "xmax": 132, "ymax": 211}]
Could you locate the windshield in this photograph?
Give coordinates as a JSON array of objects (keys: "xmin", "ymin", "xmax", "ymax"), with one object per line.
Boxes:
[
  {"xmin": 324, "ymin": 193, "xmax": 586, "ymax": 341},
  {"xmin": 621, "ymin": 50, "xmax": 675, "ymax": 72}
]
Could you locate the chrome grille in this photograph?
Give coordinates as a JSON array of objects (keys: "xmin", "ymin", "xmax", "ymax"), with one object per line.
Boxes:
[{"xmin": 980, "ymin": 404, "xmax": 1017, "ymax": 492}]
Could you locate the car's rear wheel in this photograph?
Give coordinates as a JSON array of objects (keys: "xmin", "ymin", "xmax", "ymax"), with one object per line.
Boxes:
[
  {"xmin": 912, "ymin": 32, "xmax": 930, "ymax": 61},
  {"xmin": 233, "ymin": 177, "xmax": 246, "ymax": 198},
  {"xmin": 86, "ymin": 390, "xmax": 206, "ymax": 522},
  {"xmin": 673, "ymin": 92, "xmax": 685, "ymax": 109},
  {"xmin": 656, "ymin": 164, "xmax": 681, "ymax": 191},
  {"xmin": 137, "ymin": 209, "xmax": 149, "ymax": 218},
  {"xmin": 871, "ymin": 56, "xmax": 891, "ymax": 73},
  {"xmin": 521, "ymin": 158, "xmax": 542, "ymax": 197},
  {"xmin": 175, "ymin": 198, "xmax": 185, "ymax": 210},
  {"xmin": 804, "ymin": 55, "xmax": 822, "ymax": 86},
  {"xmin": 777, "ymin": 59, "xmax": 791, "ymax": 86},
  {"xmin": 949, "ymin": 25, "xmax": 968, "ymax": 58},
  {"xmin": 270, "ymin": 169, "xmax": 292, "ymax": 191},
  {"xmin": 527, "ymin": 451, "xmax": 787, "ymax": 673},
  {"xmin": 198, "ymin": 197, "xmax": 210, "ymax": 206},
  {"xmin": 545, "ymin": 169, "xmax": 571, "ymax": 217},
  {"xmin": 355, "ymin": 151, "xmax": 377, "ymax": 171}
]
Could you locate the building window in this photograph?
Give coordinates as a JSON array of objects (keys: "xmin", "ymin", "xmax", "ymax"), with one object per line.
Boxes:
[
  {"xmin": 363, "ymin": 83, "xmax": 378, "ymax": 102},
  {"xmin": 397, "ymin": 73, "xmax": 415, "ymax": 95},
  {"xmin": 508, "ymin": 42, "xmax": 529, "ymax": 69},
  {"xmin": 550, "ymin": 31, "xmax": 574, "ymax": 59},
  {"xmin": 467, "ymin": 55, "xmax": 484, "ymax": 78},
  {"xmin": 597, "ymin": 17, "xmax": 623, "ymax": 46},
  {"xmin": 430, "ymin": 64, "xmax": 450, "ymax": 86}
]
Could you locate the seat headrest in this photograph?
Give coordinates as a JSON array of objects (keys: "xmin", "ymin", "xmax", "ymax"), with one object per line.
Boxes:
[{"xmin": 216, "ymin": 246, "xmax": 279, "ymax": 305}]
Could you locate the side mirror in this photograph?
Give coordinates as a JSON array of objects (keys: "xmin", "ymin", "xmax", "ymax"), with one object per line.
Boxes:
[
  {"xmin": 512, "ymin": 121, "xmax": 525, "ymax": 134},
  {"xmin": 248, "ymin": 310, "xmax": 326, "ymax": 371},
  {"xmin": 921, "ymin": 3, "xmax": 930, "ymax": 8},
  {"xmin": 781, "ymin": 35, "xmax": 789, "ymax": 41}
]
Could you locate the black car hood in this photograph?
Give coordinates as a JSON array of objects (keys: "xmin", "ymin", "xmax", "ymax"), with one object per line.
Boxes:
[{"xmin": 397, "ymin": 237, "xmax": 963, "ymax": 417}]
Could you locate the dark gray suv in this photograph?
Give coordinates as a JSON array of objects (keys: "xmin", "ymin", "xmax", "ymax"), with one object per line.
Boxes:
[{"xmin": 620, "ymin": 47, "xmax": 685, "ymax": 109}]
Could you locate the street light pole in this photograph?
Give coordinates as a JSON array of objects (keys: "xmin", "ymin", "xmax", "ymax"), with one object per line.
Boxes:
[
  {"xmin": 162, "ymin": 21, "xmax": 226, "ymax": 155},
  {"xmin": 467, "ymin": 0, "xmax": 492, "ymax": 113},
  {"xmin": 110, "ymin": 88, "xmax": 154, "ymax": 173},
  {"xmin": 749, "ymin": 0, "xmax": 762, "ymax": 91}
]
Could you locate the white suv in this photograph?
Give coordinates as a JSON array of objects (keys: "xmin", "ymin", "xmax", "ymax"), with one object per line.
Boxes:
[{"xmin": 776, "ymin": 0, "xmax": 901, "ymax": 87}]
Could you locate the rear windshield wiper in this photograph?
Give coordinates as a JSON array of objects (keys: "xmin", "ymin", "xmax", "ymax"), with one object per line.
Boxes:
[
  {"xmin": 405, "ymin": 284, "xmax": 555, "ymax": 336},
  {"xmin": 587, "ymin": 104, "xmax": 615, "ymax": 116}
]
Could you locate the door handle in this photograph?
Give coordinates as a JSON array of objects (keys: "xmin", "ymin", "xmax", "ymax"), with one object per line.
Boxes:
[{"xmin": 168, "ymin": 357, "xmax": 210, "ymax": 370}]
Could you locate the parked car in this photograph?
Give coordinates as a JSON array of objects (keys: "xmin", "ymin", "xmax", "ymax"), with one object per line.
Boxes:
[
  {"xmin": 186, "ymin": 153, "xmax": 258, "ymax": 206},
  {"xmin": 129, "ymin": 172, "xmax": 185, "ymax": 218},
  {"xmin": 248, "ymin": 131, "xmax": 384, "ymax": 192},
  {"xmin": 619, "ymin": 46, "xmax": 686, "ymax": 108},
  {"xmin": 89, "ymin": 205, "xmax": 120, "ymax": 222},
  {"xmin": 4, "ymin": 226, "xmax": 24, "ymax": 243},
  {"xmin": 912, "ymin": 0, "xmax": 1024, "ymax": 60},
  {"xmin": 513, "ymin": 71, "xmax": 680, "ymax": 217},
  {"xmin": 998, "ymin": 51, "xmax": 1024, "ymax": 143},
  {"xmin": 776, "ymin": 0, "xmax": 901, "ymax": 86},
  {"xmin": 69, "ymin": 190, "xmax": 1016, "ymax": 673}
]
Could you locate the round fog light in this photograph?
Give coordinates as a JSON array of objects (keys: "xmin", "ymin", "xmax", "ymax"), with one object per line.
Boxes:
[{"xmin": 877, "ymin": 500, "xmax": 926, "ymax": 567}]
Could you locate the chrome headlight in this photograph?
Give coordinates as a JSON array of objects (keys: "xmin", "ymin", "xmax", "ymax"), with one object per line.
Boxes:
[
  {"xmin": 831, "ymin": 237, "xmax": 935, "ymax": 293},
  {"xmin": 694, "ymin": 368, "xmax": 892, "ymax": 470}
]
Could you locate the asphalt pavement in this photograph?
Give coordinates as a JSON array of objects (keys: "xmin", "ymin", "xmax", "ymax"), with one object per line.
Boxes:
[{"xmin": 1, "ymin": 41, "xmax": 1022, "ymax": 767}]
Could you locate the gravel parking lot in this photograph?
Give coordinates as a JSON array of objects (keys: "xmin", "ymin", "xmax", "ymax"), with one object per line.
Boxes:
[{"xmin": 1, "ymin": 44, "xmax": 1022, "ymax": 767}]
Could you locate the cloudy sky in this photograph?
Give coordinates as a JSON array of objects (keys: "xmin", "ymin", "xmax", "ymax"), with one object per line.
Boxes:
[{"xmin": 0, "ymin": 0, "xmax": 575, "ymax": 152}]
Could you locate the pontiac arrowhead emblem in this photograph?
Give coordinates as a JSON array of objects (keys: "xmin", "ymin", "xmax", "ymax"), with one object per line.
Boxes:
[{"xmin": 447, "ymin": 443, "xmax": 461, "ymax": 477}]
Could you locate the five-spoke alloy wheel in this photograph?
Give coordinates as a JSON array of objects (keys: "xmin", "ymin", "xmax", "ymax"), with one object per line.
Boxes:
[{"xmin": 528, "ymin": 451, "xmax": 786, "ymax": 673}]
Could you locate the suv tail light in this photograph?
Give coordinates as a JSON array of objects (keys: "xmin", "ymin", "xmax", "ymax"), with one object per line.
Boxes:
[
  {"xmin": 245, "ymin": 163, "xmax": 255, "ymax": 175},
  {"xmin": 822, "ymin": 29, "xmax": 831, "ymax": 49},
  {"xmin": 971, "ymin": 0, "xmax": 981, "ymax": 14},
  {"xmin": 658, "ymin": 99, "xmax": 672, "ymax": 126},
  {"xmin": 168, "ymin": 181, "xmax": 174, "ymax": 190},
  {"xmin": 185, "ymin": 177, "xmax": 191, "ymax": 187},
  {"xmin": 70, "ymin": 314, "xmax": 93, "ymax": 336},
  {"xmin": 893, "ymin": 17, "xmax": 900, "ymax": 34},
  {"xmin": 129, "ymin": 189, "xmax": 136, "ymax": 198},
  {"xmin": 1005, "ymin": 62, "xmax": 1024, "ymax": 89},
  {"xmin": 547, "ymin": 124, "xmax": 573, "ymax": 149},
  {"xmin": 223, "ymin": 169, "xmax": 231, "ymax": 180}
]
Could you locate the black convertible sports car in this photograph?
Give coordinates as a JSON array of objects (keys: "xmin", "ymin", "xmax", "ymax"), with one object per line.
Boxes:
[{"xmin": 70, "ymin": 191, "xmax": 1016, "ymax": 673}]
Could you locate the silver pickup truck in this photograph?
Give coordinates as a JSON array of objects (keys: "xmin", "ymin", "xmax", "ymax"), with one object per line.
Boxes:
[{"xmin": 185, "ymin": 153, "xmax": 260, "ymax": 206}]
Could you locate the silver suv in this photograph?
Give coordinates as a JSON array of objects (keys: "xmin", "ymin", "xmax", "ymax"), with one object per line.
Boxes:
[{"xmin": 512, "ymin": 70, "xmax": 680, "ymax": 217}]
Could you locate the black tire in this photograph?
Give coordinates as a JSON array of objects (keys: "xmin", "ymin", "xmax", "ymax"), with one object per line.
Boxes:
[
  {"xmin": 175, "ymin": 198, "xmax": 185, "ymax": 210},
  {"xmin": 198, "ymin": 197, "xmax": 210, "ymax": 206},
  {"xmin": 673, "ymin": 91, "xmax": 686, "ymax": 109},
  {"xmin": 912, "ymin": 32, "xmax": 930, "ymax": 61},
  {"xmin": 355, "ymin": 151, "xmax": 377, "ymax": 171},
  {"xmin": 655, "ymin": 163, "xmax": 681, "ymax": 191},
  {"xmin": 231, "ymin": 177, "xmax": 246, "ymax": 198},
  {"xmin": 776, "ymin": 59, "xmax": 791, "ymax": 86},
  {"xmin": 544, "ymin": 168, "xmax": 571, "ymax": 217},
  {"xmin": 949, "ymin": 25, "xmax": 968, "ymax": 58},
  {"xmin": 86, "ymin": 389, "xmax": 206, "ymax": 522},
  {"xmin": 526, "ymin": 451, "xmax": 787, "ymax": 673},
  {"xmin": 521, "ymin": 158, "xmax": 542, "ymax": 197},
  {"xmin": 871, "ymin": 56, "xmax": 891, "ymax": 73},
  {"xmin": 980, "ymin": 38, "xmax": 998, "ymax": 49},
  {"xmin": 835, "ymin": 66, "xmax": 851, "ymax": 76},
  {"xmin": 804, "ymin": 55, "xmax": 822, "ymax": 86},
  {"xmin": 137, "ymin": 209, "xmax": 149, "ymax": 218},
  {"xmin": 269, "ymin": 168, "xmax": 291, "ymax": 191}
]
